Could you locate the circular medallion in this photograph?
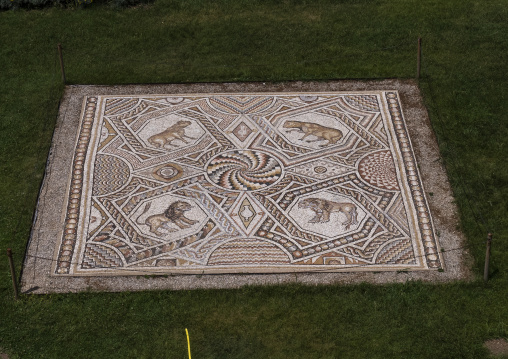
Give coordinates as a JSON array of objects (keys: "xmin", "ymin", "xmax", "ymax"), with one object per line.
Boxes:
[
  {"xmin": 314, "ymin": 166, "xmax": 327, "ymax": 174},
  {"xmin": 206, "ymin": 150, "xmax": 283, "ymax": 191},
  {"xmin": 152, "ymin": 163, "xmax": 183, "ymax": 182}
]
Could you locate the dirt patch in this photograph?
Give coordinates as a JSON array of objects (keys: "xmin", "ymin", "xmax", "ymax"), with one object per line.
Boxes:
[{"xmin": 485, "ymin": 339, "xmax": 508, "ymax": 357}]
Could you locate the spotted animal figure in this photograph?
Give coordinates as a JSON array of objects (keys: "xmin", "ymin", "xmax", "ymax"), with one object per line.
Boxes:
[
  {"xmin": 135, "ymin": 201, "xmax": 198, "ymax": 236},
  {"xmin": 298, "ymin": 197, "xmax": 358, "ymax": 230},
  {"xmin": 147, "ymin": 120, "xmax": 196, "ymax": 148},
  {"xmin": 283, "ymin": 120, "xmax": 343, "ymax": 147}
]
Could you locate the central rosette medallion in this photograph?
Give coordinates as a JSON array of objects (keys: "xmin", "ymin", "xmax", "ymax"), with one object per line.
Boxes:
[{"xmin": 206, "ymin": 150, "xmax": 283, "ymax": 191}]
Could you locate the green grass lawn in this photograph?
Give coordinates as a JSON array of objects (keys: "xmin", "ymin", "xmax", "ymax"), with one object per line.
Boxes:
[{"xmin": 1, "ymin": 0, "xmax": 507, "ymax": 357}]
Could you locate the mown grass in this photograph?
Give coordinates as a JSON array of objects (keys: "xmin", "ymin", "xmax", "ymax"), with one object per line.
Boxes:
[{"xmin": 0, "ymin": 0, "xmax": 507, "ymax": 357}]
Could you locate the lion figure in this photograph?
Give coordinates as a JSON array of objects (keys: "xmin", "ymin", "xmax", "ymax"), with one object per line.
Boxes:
[
  {"xmin": 135, "ymin": 200, "xmax": 199, "ymax": 236},
  {"xmin": 298, "ymin": 197, "xmax": 358, "ymax": 230}
]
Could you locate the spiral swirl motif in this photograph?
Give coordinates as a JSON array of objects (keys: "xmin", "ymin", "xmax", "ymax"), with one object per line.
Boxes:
[{"xmin": 206, "ymin": 150, "xmax": 283, "ymax": 191}]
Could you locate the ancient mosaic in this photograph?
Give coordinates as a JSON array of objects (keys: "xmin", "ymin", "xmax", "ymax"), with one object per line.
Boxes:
[{"xmin": 54, "ymin": 92, "xmax": 443, "ymax": 275}]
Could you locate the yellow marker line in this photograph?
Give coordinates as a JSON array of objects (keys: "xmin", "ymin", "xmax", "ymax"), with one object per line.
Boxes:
[{"xmin": 185, "ymin": 328, "xmax": 191, "ymax": 359}]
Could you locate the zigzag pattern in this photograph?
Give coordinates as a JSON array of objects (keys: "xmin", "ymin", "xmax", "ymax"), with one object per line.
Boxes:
[
  {"xmin": 81, "ymin": 243, "xmax": 123, "ymax": 268},
  {"xmin": 208, "ymin": 96, "xmax": 275, "ymax": 114},
  {"xmin": 92, "ymin": 155, "xmax": 131, "ymax": 196},
  {"xmin": 376, "ymin": 237, "xmax": 416, "ymax": 264},
  {"xmin": 208, "ymin": 238, "xmax": 290, "ymax": 265},
  {"xmin": 93, "ymin": 234, "xmax": 135, "ymax": 260},
  {"xmin": 105, "ymin": 98, "xmax": 141, "ymax": 116},
  {"xmin": 343, "ymin": 95, "xmax": 380, "ymax": 112}
]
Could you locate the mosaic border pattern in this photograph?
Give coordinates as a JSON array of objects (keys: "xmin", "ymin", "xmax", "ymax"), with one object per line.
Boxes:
[{"xmin": 53, "ymin": 91, "xmax": 443, "ymax": 275}]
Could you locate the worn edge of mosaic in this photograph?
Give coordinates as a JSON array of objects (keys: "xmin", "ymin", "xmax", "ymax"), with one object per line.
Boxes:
[{"xmin": 49, "ymin": 90, "xmax": 444, "ymax": 276}]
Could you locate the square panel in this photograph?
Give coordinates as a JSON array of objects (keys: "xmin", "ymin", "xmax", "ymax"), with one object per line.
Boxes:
[{"xmin": 53, "ymin": 91, "xmax": 443, "ymax": 276}]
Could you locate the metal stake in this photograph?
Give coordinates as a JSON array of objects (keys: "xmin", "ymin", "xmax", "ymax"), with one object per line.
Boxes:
[
  {"xmin": 484, "ymin": 233, "xmax": 492, "ymax": 282},
  {"xmin": 58, "ymin": 43, "xmax": 66, "ymax": 84},
  {"xmin": 7, "ymin": 249, "xmax": 19, "ymax": 300},
  {"xmin": 417, "ymin": 37, "xmax": 422, "ymax": 79}
]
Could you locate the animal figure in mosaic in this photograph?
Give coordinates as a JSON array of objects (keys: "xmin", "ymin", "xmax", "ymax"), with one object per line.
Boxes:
[
  {"xmin": 147, "ymin": 120, "xmax": 196, "ymax": 148},
  {"xmin": 135, "ymin": 201, "xmax": 198, "ymax": 236},
  {"xmin": 298, "ymin": 198, "xmax": 358, "ymax": 230},
  {"xmin": 283, "ymin": 120, "xmax": 343, "ymax": 147}
]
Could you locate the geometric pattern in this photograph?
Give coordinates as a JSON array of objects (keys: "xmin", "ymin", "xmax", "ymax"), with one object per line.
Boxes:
[
  {"xmin": 206, "ymin": 150, "xmax": 283, "ymax": 191},
  {"xmin": 53, "ymin": 91, "xmax": 443, "ymax": 275},
  {"xmin": 207, "ymin": 238, "xmax": 291, "ymax": 266},
  {"xmin": 358, "ymin": 150, "xmax": 399, "ymax": 191}
]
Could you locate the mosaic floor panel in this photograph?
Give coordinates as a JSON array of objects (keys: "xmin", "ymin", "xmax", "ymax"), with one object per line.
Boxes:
[{"xmin": 53, "ymin": 91, "xmax": 443, "ymax": 276}]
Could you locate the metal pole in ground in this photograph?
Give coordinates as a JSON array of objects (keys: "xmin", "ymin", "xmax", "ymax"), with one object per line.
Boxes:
[
  {"xmin": 417, "ymin": 37, "xmax": 422, "ymax": 79},
  {"xmin": 484, "ymin": 233, "xmax": 492, "ymax": 282},
  {"xmin": 57, "ymin": 43, "xmax": 66, "ymax": 84},
  {"xmin": 7, "ymin": 248, "xmax": 19, "ymax": 300}
]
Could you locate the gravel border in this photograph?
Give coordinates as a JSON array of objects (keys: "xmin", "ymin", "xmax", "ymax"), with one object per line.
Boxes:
[{"xmin": 21, "ymin": 79, "xmax": 472, "ymax": 293}]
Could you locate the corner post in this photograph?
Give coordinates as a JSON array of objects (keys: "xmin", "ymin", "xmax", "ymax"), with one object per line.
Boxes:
[
  {"xmin": 484, "ymin": 233, "xmax": 492, "ymax": 282},
  {"xmin": 7, "ymin": 249, "xmax": 19, "ymax": 300},
  {"xmin": 417, "ymin": 37, "xmax": 422, "ymax": 79},
  {"xmin": 58, "ymin": 43, "xmax": 66, "ymax": 84}
]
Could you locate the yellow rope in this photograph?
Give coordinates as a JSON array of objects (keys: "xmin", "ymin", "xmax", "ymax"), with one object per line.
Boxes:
[{"xmin": 185, "ymin": 328, "xmax": 191, "ymax": 359}]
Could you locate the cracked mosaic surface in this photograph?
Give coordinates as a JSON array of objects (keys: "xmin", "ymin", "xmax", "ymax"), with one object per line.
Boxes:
[{"xmin": 54, "ymin": 91, "xmax": 443, "ymax": 275}]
